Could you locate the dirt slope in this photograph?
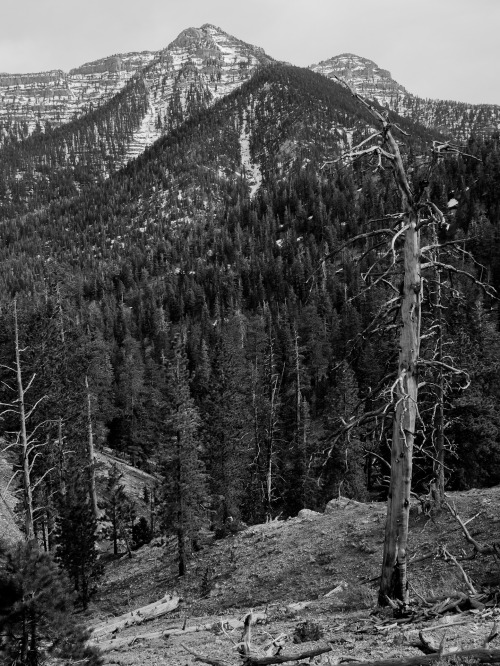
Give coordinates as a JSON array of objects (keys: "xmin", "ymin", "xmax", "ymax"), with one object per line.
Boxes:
[
  {"xmin": 0, "ymin": 455, "xmax": 22, "ymax": 547},
  {"xmin": 88, "ymin": 487, "xmax": 500, "ymax": 665}
]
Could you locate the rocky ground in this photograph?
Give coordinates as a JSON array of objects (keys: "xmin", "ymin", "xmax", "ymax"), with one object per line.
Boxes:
[{"xmin": 84, "ymin": 487, "xmax": 500, "ymax": 665}]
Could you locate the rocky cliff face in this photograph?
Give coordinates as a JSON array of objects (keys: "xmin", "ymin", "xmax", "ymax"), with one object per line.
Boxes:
[
  {"xmin": 310, "ymin": 53, "xmax": 500, "ymax": 141},
  {"xmin": 311, "ymin": 53, "xmax": 408, "ymax": 105},
  {"xmin": 0, "ymin": 52, "xmax": 156, "ymax": 141},
  {"xmin": 122, "ymin": 24, "xmax": 275, "ymax": 162},
  {"xmin": 0, "ymin": 24, "xmax": 274, "ymax": 164}
]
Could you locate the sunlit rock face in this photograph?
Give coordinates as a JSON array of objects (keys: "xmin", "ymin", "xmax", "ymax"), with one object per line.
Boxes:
[
  {"xmin": 310, "ymin": 53, "xmax": 500, "ymax": 142},
  {"xmin": 0, "ymin": 24, "xmax": 275, "ymax": 165}
]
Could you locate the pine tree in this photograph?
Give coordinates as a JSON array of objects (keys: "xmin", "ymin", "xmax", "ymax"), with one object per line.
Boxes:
[
  {"xmin": 55, "ymin": 474, "xmax": 103, "ymax": 608},
  {"xmin": 101, "ymin": 463, "xmax": 135, "ymax": 556},
  {"xmin": 0, "ymin": 540, "xmax": 101, "ymax": 665},
  {"xmin": 201, "ymin": 317, "xmax": 252, "ymax": 533},
  {"xmin": 158, "ymin": 334, "xmax": 208, "ymax": 576}
]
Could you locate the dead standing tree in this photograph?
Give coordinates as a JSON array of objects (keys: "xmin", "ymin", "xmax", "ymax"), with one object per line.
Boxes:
[
  {"xmin": 0, "ymin": 301, "xmax": 49, "ymax": 542},
  {"xmin": 325, "ymin": 78, "xmax": 492, "ymax": 607},
  {"xmin": 324, "ymin": 82, "xmax": 422, "ymax": 605}
]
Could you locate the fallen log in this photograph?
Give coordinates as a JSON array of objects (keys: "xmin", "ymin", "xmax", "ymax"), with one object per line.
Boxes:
[
  {"xmin": 90, "ymin": 614, "xmax": 267, "ymax": 652},
  {"xmin": 242, "ymin": 644, "xmax": 332, "ymax": 665},
  {"xmin": 181, "ymin": 643, "xmax": 333, "ymax": 666},
  {"xmin": 90, "ymin": 594, "xmax": 179, "ymax": 640},
  {"xmin": 335, "ymin": 648, "xmax": 500, "ymax": 666}
]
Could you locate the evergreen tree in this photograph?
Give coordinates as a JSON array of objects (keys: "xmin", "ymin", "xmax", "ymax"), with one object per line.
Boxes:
[
  {"xmin": 55, "ymin": 475, "xmax": 103, "ymax": 608},
  {"xmin": 200, "ymin": 317, "xmax": 252, "ymax": 533},
  {"xmin": 158, "ymin": 334, "xmax": 208, "ymax": 576},
  {"xmin": 0, "ymin": 540, "xmax": 101, "ymax": 665},
  {"xmin": 100, "ymin": 464, "xmax": 135, "ymax": 556}
]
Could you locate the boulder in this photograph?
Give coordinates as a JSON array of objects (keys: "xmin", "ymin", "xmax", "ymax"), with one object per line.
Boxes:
[
  {"xmin": 297, "ymin": 509, "xmax": 321, "ymax": 520},
  {"xmin": 324, "ymin": 496, "xmax": 362, "ymax": 513}
]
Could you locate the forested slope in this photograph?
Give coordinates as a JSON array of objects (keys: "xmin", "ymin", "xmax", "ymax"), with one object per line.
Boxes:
[{"xmin": 0, "ymin": 64, "xmax": 499, "ymax": 554}]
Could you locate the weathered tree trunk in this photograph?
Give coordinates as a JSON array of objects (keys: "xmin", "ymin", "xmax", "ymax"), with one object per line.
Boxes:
[
  {"xmin": 177, "ymin": 430, "xmax": 187, "ymax": 576},
  {"xmin": 379, "ymin": 210, "xmax": 421, "ymax": 604},
  {"xmin": 14, "ymin": 301, "xmax": 35, "ymax": 542},
  {"xmin": 85, "ymin": 375, "xmax": 99, "ymax": 520},
  {"xmin": 433, "ymin": 253, "xmax": 445, "ymax": 504}
]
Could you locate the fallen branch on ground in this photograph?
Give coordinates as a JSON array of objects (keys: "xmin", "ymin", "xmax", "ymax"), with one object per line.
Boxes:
[
  {"xmin": 446, "ymin": 502, "xmax": 500, "ymax": 556},
  {"xmin": 439, "ymin": 545, "xmax": 477, "ymax": 594},
  {"xmin": 242, "ymin": 643, "xmax": 332, "ymax": 665},
  {"xmin": 181, "ymin": 643, "xmax": 232, "ymax": 666},
  {"xmin": 338, "ymin": 648, "xmax": 500, "ymax": 666}
]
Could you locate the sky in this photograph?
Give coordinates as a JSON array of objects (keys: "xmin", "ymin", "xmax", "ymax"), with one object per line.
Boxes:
[{"xmin": 1, "ymin": 0, "xmax": 499, "ymax": 105}]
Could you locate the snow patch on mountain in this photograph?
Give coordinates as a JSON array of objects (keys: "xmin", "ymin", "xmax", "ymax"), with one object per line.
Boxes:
[{"xmin": 239, "ymin": 115, "xmax": 261, "ymax": 198}]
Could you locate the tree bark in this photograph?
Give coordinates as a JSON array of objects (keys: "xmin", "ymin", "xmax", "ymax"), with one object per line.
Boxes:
[
  {"xmin": 326, "ymin": 648, "xmax": 500, "ymax": 666},
  {"xmin": 433, "ymin": 252, "xmax": 445, "ymax": 504},
  {"xmin": 379, "ymin": 209, "xmax": 420, "ymax": 605},
  {"xmin": 14, "ymin": 301, "xmax": 35, "ymax": 542},
  {"xmin": 85, "ymin": 375, "xmax": 99, "ymax": 520}
]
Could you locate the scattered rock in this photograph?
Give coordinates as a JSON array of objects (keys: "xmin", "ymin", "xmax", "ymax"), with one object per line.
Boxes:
[
  {"xmin": 324, "ymin": 496, "xmax": 362, "ymax": 513},
  {"xmin": 298, "ymin": 509, "xmax": 321, "ymax": 519},
  {"xmin": 287, "ymin": 601, "xmax": 312, "ymax": 613}
]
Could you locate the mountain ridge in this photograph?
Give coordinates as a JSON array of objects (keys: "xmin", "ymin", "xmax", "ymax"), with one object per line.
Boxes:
[
  {"xmin": 2, "ymin": 25, "xmax": 499, "ymax": 154},
  {"xmin": 309, "ymin": 52, "xmax": 500, "ymax": 141}
]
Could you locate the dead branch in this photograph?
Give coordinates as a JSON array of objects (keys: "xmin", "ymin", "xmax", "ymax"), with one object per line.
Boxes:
[
  {"xmin": 345, "ymin": 649, "xmax": 500, "ymax": 666},
  {"xmin": 241, "ymin": 612, "xmax": 256, "ymax": 656},
  {"xmin": 440, "ymin": 545, "xmax": 477, "ymax": 594},
  {"xmin": 181, "ymin": 643, "xmax": 232, "ymax": 666},
  {"xmin": 484, "ymin": 623, "xmax": 499, "ymax": 648},
  {"xmin": 242, "ymin": 643, "xmax": 332, "ymax": 665},
  {"xmin": 446, "ymin": 502, "xmax": 498, "ymax": 555},
  {"xmin": 420, "ymin": 259, "xmax": 497, "ymax": 299},
  {"xmin": 415, "ymin": 630, "xmax": 457, "ymax": 655}
]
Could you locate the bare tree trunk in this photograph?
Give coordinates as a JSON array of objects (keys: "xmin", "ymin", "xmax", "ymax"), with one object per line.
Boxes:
[
  {"xmin": 14, "ymin": 301, "xmax": 35, "ymax": 542},
  {"xmin": 434, "ymin": 253, "xmax": 445, "ymax": 504},
  {"xmin": 379, "ymin": 209, "xmax": 420, "ymax": 604},
  {"xmin": 85, "ymin": 375, "xmax": 99, "ymax": 520},
  {"xmin": 177, "ymin": 430, "xmax": 186, "ymax": 576}
]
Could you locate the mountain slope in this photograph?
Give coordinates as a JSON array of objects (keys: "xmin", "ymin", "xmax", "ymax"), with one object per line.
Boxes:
[
  {"xmin": 0, "ymin": 25, "xmax": 275, "ymax": 220},
  {"xmin": 0, "ymin": 64, "xmax": 442, "ymax": 279},
  {"xmin": 0, "ymin": 52, "xmax": 156, "ymax": 144},
  {"xmin": 310, "ymin": 53, "xmax": 500, "ymax": 141},
  {"xmin": 0, "ymin": 63, "xmax": 498, "ymax": 535},
  {"xmin": 0, "ymin": 24, "xmax": 274, "ymax": 158}
]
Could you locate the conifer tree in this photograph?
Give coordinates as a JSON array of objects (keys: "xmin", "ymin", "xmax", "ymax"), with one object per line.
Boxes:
[
  {"xmin": 201, "ymin": 317, "xmax": 251, "ymax": 532},
  {"xmin": 101, "ymin": 463, "xmax": 135, "ymax": 556},
  {"xmin": 55, "ymin": 474, "xmax": 103, "ymax": 608},
  {"xmin": 159, "ymin": 334, "xmax": 208, "ymax": 576},
  {"xmin": 0, "ymin": 540, "xmax": 101, "ymax": 665}
]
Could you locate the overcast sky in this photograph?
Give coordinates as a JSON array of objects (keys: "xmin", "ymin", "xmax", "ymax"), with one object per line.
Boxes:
[{"xmin": 1, "ymin": 0, "xmax": 499, "ymax": 105}]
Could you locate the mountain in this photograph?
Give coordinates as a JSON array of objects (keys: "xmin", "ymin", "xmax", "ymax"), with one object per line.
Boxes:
[
  {"xmin": 0, "ymin": 24, "xmax": 274, "ymax": 158},
  {"xmin": 310, "ymin": 53, "xmax": 500, "ymax": 141},
  {"xmin": 0, "ymin": 64, "xmax": 441, "ymax": 247},
  {"xmin": 0, "ymin": 59, "xmax": 498, "ymax": 558},
  {"xmin": 0, "ymin": 25, "xmax": 276, "ymax": 220},
  {"xmin": 0, "ymin": 51, "xmax": 156, "ymax": 144}
]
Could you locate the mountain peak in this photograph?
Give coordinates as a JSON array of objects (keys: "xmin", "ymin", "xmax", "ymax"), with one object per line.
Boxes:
[{"xmin": 310, "ymin": 53, "xmax": 408, "ymax": 102}]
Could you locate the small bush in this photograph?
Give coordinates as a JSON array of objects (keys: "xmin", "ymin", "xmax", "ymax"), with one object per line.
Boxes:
[
  {"xmin": 336, "ymin": 583, "xmax": 377, "ymax": 609},
  {"xmin": 132, "ymin": 517, "xmax": 153, "ymax": 550},
  {"xmin": 293, "ymin": 620, "xmax": 324, "ymax": 643}
]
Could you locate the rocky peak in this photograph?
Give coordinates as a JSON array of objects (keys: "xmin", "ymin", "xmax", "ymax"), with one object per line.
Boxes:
[
  {"xmin": 310, "ymin": 53, "xmax": 408, "ymax": 104},
  {"xmin": 310, "ymin": 52, "xmax": 500, "ymax": 141}
]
